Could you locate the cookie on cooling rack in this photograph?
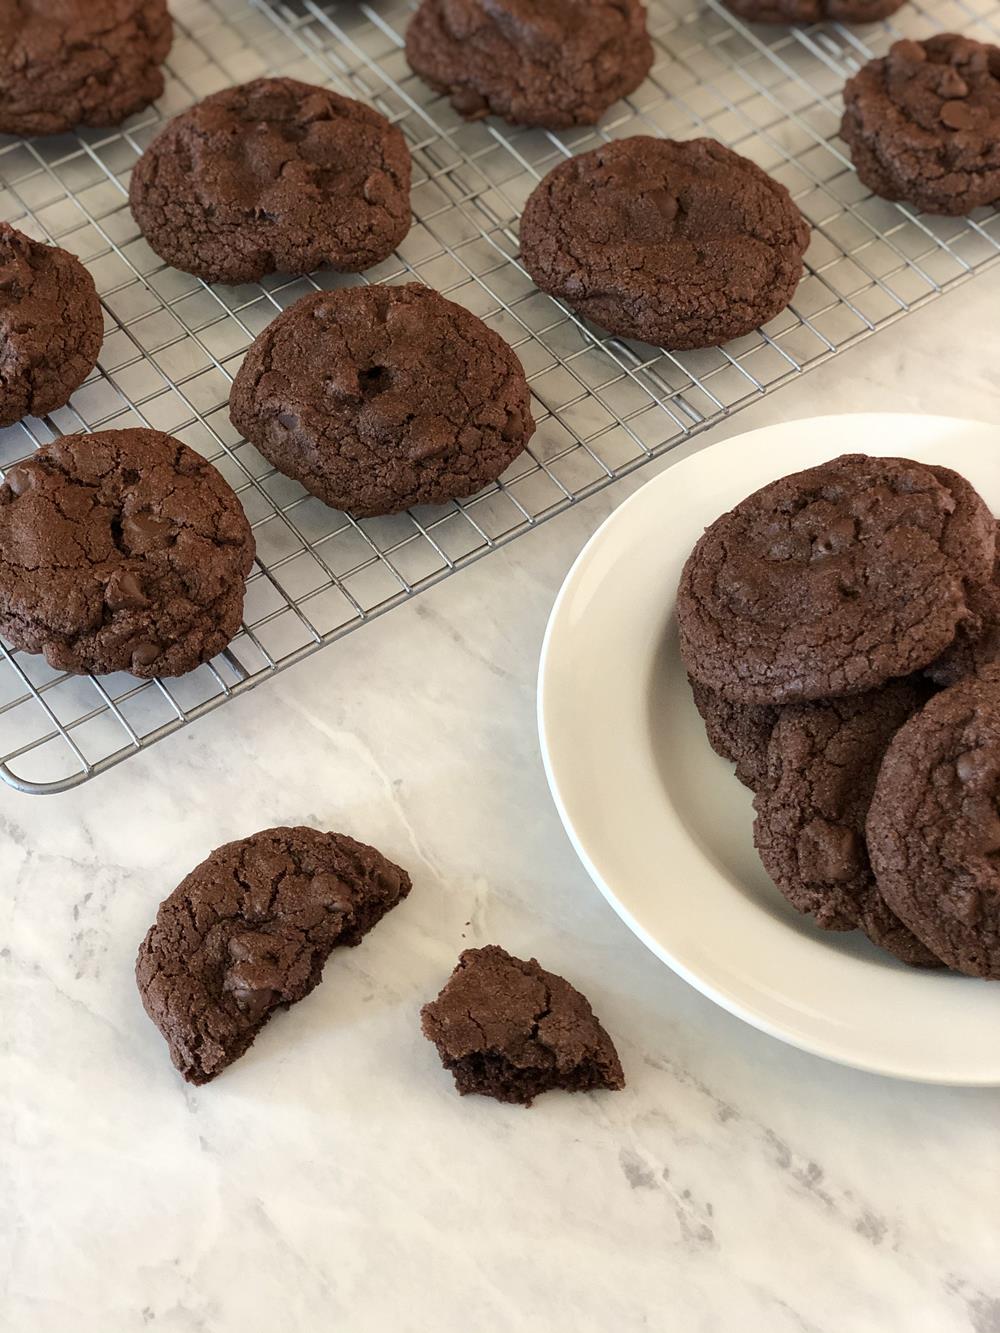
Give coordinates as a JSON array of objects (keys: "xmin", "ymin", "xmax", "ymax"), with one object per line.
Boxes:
[
  {"xmin": 0, "ymin": 0, "xmax": 172, "ymax": 136},
  {"xmin": 229, "ymin": 283, "xmax": 535, "ymax": 517},
  {"xmin": 841, "ymin": 35, "xmax": 1000, "ymax": 215},
  {"xmin": 0, "ymin": 429, "xmax": 255, "ymax": 678},
  {"xmin": 519, "ymin": 136, "xmax": 810, "ymax": 349},
  {"xmin": 129, "ymin": 77, "xmax": 412, "ymax": 285},
  {"xmin": 722, "ymin": 0, "xmax": 905, "ymax": 23},
  {"xmin": 404, "ymin": 0, "xmax": 654, "ymax": 129}
]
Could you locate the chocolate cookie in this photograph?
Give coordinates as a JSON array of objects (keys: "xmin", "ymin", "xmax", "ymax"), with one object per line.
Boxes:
[
  {"xmin": 753, "ymin": 682, "xmax": 941, "ymax": 966},
  {"xmin": 689, "ymin": 677, "xmax": 778, "ymax": 791},
  {"xmin": 926, "ymin": 546, "xmax": 1000, "ymax": 687},
  {"xmin": 841, "ymin": 36, "xmax": 1000, "ymax": 216},
  {"xmin": 129, "ymin": 78, "xmax": 411, "ymax": 285},
  {"xmin": 0, "ymin": 0, "xmax": 172, "ymax": 137},
  {"xmin": 677, "ymin": 454, "xmax": 995, "ymax": 705},
  {"xmin": 519, "ymin": 137, "xmax": 810, "ymax": 349},
  {"xmin": 0, "ymin": 429, "xmax": 254, "ymax": 678},
  {"xmin": 421, "ymin": 945, "xmax": 625, "ymax": 1106},
  {"xmin": 136, "ymin": 827, "xmax": 412, "ymax": 1084},
  {"xmin": 405, "ymin": 0, "xmax": 653, "ymax": 130},
  {"xmin": 723, "ymin": 0, "xmax": 904, "ymax": 22},
  {"xmin": 229, "ymin": 283, "xmax": 534, "ymax": 517},
  {"xmin": 867, "ymin": 666, "xmax": 1000, "ymax": 977},
  {"xmin": 0, "ymin": 224, "xmax": 103, "ymax": 428}
]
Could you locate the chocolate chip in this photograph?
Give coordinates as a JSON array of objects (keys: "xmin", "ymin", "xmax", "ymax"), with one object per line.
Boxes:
[
  {"xmin": 131, "ymin": 641, "xmax": 161, "ymax": 667},
  {"xmin": 797, "ymin": 819, "xmax": 863, "ymax": 884},
  {"xmin": 122, "ymin": 511, "xmax": 173, "ymax": 550},
  {"xmin": 3, "ymin": 461, "xmax": 42, "ymax": 497},
  {"xmin": 940, "ymin": 99, "xmax": 977, "ymax": 130},
  {"xmin": 104, "ymin": 569, "xmax": 147, "ymax": 611}
]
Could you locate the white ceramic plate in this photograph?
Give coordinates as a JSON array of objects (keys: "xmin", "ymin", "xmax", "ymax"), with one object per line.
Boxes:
[{"xmin": 538, "ymin": 413, "xmax": 1000, "ymax": 1084}]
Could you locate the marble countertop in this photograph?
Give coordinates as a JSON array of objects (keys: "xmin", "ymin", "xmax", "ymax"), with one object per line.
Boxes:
[{"xmin": 4, "ymin": 271, "xmax": 1000, "ymax": 1333}]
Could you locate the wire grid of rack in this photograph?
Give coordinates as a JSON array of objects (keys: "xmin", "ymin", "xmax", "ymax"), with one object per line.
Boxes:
[{"xmin": 0, "ymin": 0, "xmax": 998, "ymax": 794}]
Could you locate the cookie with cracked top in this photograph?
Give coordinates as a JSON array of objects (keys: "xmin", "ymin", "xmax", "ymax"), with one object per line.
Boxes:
[
  {"xmin": 689, "ymin": 677, "xmax": 778, "ymax": 791},
  {"xmin": 677, "ymin": 454, "xmax": 996, "ymax": 705},
  {"xmin": 723, "ymin": 0, "xmax": 904, "ymax": 22},
  {"xmin": 0, "ymin": 223, "xmax": 103, "ymax": 428},
  {"xmin": 0, "ymin": 429, "xmax": 254, "ymax": 678},
  {"xmin": 404, "ymin": 0, "xmax": 653, "ymax": 129},
  {"xmin": 229, "ymin": 283, "xmax": 535, "ymax": 517},
  {"xmin": 421, "ymin": 945, "xmax": 625, "ymax": 1105},
  {"xmin": 841, "ymin": 35, "xmax": 1000, "ymax": 216},
  {"xmin": 519, "ymin": 136, "xmax": 810, "ymax": 349},
  {"xmin": 136, "ymin": 826, "xmax": 412, "ymax": 1084},
  {"xmin": 129, "ymin": 77, "xmax": 412, "ymax": 285}
]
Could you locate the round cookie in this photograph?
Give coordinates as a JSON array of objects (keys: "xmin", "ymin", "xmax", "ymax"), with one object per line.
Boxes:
[
  {"xmin": 404, "ymin": 0, "xmax": 654, "ymax": 130},
  {"xmin": 0, "ymin": 429, "xmax": 255, "ymax": 678},
  {"xmin": 0, "ymin": 0, "xmax": 172, "ymax": 137},
  {"xmin": 677, "ymin": 454, "xmax": 996, "ymax": 705},
  {"xmin": 841, "ymin": 35, "xmax": 1000, "ymax": 216},
  {"xmin": 229, "ymin": 283, "xmax": 535, "ymax": 517},
  {"xmin": 0, "ymin": 224, "xmax": 103, "ymax": 428},
  {"xmin": 689, "ymin": 677, "xmax": 778, "ymax": 791},
  {"xmin": 723, "ymin": 0, "xmax": 904, "ymax": 22},
  {"xmin": 867, "ymin": 665, "xmax": 1000, "ymax": 977},
  {"xmin": 519, "ymin": 137, "xmax": 810, "ymax": 349},
  {"xmin": 129, "ymin": 78, "xmax": 412, "ymax": 285},
  {"xmin": 753, "ymin": 681, "xmax": 941, "ymax": 966}
]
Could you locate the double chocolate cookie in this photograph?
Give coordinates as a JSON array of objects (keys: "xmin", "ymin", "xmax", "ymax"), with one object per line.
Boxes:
[
  {"xmin": 841, "ymin": 35, "xmax": 1000, "ymax": 216},
  {"xmin": 136, "ymin": 827, "xmax": 412, "ymax": 1083},
  {"xmin": 519, "ymin": 137, "xmax": 809, "ymax": 349},
  {"xmin": 723, "ymin": 0, "xmax": 904, "ymax": 23},
  {"xmin": 129, "ymin": 78, "xmax": 412, "ymax": 285},
  {"xmin": 689, "ymin": 678, "xmax": 777, "ymax": 791},
  {"xmin": 0, "ymin": 429, "xmax": 254, "ymax": 678},
  {"xmin": 0, "ymin": 224, "xmax": 103, "ymax": 428},
  {"xmin": 926, "ymin": 546, "xmax": 1000, "ymax": 687},
  {"xmin": 230, "ymin": 283, "xmax": 535, "ymax": 516},
  {"xmin": 0, "ymin": 0, "xmax": 172, "ymax": 137},
  {"xmin": 405, "ymin": 0, "xmax": 653, "ymax": 129}
]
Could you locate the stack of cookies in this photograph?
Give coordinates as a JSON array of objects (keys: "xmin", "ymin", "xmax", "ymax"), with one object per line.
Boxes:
[{"xmin": 678, "ymin": 453, "xmax": 1000, "ymax": 978}]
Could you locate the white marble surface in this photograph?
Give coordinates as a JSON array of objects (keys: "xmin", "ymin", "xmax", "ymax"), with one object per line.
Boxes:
[{"xmin": 3, "ymin": 272, "xmax": 1000, "ymax": 1333}]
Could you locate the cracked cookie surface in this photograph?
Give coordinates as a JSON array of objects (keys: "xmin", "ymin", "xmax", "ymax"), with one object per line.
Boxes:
[
  {"xmin": 129, "ymin": 77, "xmax": 412, "ymax": 285},
  {"xmin": 0, "ymin": 223, "xmax": 103, "ymax": 427},
  {"xmin": 723, "ymin": 0, "xmax": 904, "ymax": 22},
  {"xmin": 229, "ymin": 283, "xmax": 535, "ymax": 516},
  {"xmin": 0, "ymin": 428, "xmax": 255, "ymax": 678},
  {"xmin": 421, "ymin": 945, "xmax": 625, "ymax": 1105},
  {"xmin": 519, "ymin": 136, "xmax": 810, "ymax": 349},
  {"xmin": 136, "ymin": 826, "xmax": 412, "ymax": 1084},
  {"xmin": 405, "ymin": 0, "xmax": 653, "ymax": 129}
]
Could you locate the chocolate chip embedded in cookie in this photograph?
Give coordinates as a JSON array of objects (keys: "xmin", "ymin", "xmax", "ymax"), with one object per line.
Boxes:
[
  {"xmin": 0, "ymin": 224, "xmax": 103, "ymax": 428},
  {"xmin": 723, "ymin": 0, "xmax": 904, "ymax": 23},
  {"xmin": 677, "ymin": 454, "xmax": 995, "ymax": 705},
  {"xmin": 689, "ymin": 677, "xmax": 778, "ymax": 791},
  {"xmin": 841, "ymin": 35, "xmax": 1000, "ymax": 216},
  {"xmin": 136, "ymin": 827, "xmax": 412, "ymax": 1084},
  {"xmin": 0, "ymin": 0, "xmax": 172, "ymax": 137},
  {"xmin": 229, "ymin": 283, "xmax": 535, "ymax": 517},
  {"xmin": 519, "ymin": 137, "xmax": 809, "ymax": 349},
  {"xmin": 405, "ymin": 0, "xmax": 653, "ymax": 129},
  {"xmin": 129, "ymin": 77, "xmax": 412, "ymax": 285},
  {"xmin": 0, "ymin": 429, "xmax": 255, "ymax": 678},
  {"xmin": 421, "ymin": 945, "xmax": 625, "ymax": 1105}
]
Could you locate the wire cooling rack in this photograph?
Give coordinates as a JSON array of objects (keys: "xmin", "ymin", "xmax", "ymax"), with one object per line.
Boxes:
[{"xmin": 0, "ymin": 0, "xmax": 998, "ymax": 794}]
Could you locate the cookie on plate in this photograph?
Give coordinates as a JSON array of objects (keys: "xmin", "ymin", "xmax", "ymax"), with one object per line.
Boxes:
[
  {"xmin": 405, "ymin": 0, "xmax": 654, "ymax": 129},
  {"xmin": 129, "ymin": 78, "xmax": 412, "ymax": 285},
  {"xmin": 230, "ymin": 283, "xmax": 535, "ymax": 517},
  {"xmin": 421, "ymin": 945, "xmax": 625, "ymax": 1106},
  {"xmin": 723, "ymin": 0, "xmax": 904, "ymax": 23},
  {"xmin": 0, "ymin": 0, "xmax": 172, "ymax": 137},
  {"xmin": 867, "ymin": 666, "xmax": 1000, "ymax": 977},
  {"xmin": 841, "ymin": 35, "xmax": 1000, "ymax": 216},
  {"xmin": 0, "ymin": 429, "xmax": 254, "ymax": 678},
  {"xmin": 677, "ymin": 454, "xmax": 995, "ymax": 705},
  {"xmin": 0, "ymin": 223, "xmax": 103, "ymax": 427},
  {"xmin": 519, "ymin": 137, "xmax": 809, "ymax": 349},
  {"xmin": 689, "ymin": 677, "xmax": 778, "ymax": 791},
  {"xmin": 136, "ymin": 827, "xmax": 412, "ymax": 1083},
  {"xmin": 926, "ymin": 546, "xmax": 1000, "ymax": 687}
]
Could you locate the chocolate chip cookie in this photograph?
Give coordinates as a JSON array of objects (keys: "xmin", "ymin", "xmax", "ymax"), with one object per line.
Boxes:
[
  {"xmin": 677, "ymin": 454, "xmax": 995, "ymax": 705},
  {"xmin": 0, "ymin": 0, "xmax": 172, "ymax": 137},
  {"xmin": 129, "ymin": 78, "xmax": 412, "ymax": 285},
  {"xmin": 136, "ymin": 826, "xmax": 412, "ymax": 1084},
  {"xmin": 229, "ymin": 283, "xmax": 535, "ymax": 517},
  {"xmin": 867, "ymin": 666, "xmax": 1000, "ymax": 977},
  {"xmin": 405, "ymin": 0, "xmax": 654, "ymax": 129},
  {"xmin": 0, "ymin": 429, "xmax": 254, "ymax": 678},
  {"xmin": 753, "ymin": 681, "xmax": 941, "ymax": 966},
  {"xmin": 519, "ymin": 137, "xmax": 810, "ymax": 349},
  {"xmin": 421, "ymin": 945, "xmax": 625, "ymax": 1105},
  {"xmin": 841, "ymin": 35, "xmax": 1000, "ymax": 216},
  {"xmin": 723, "ymin": 0, "xmax": 904, "ymax": 22},
  {"xmin": 0, "ymin": 224, "xmax": 103, "ymax": 428},
  {"xmin": 689, "ymin": 677, "xmax": 778, "ymax": 791}
]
